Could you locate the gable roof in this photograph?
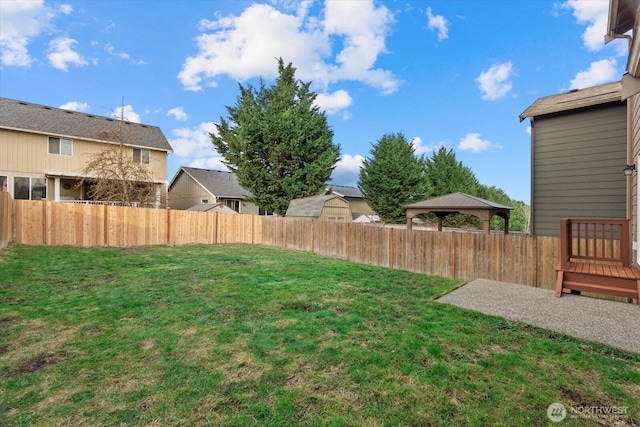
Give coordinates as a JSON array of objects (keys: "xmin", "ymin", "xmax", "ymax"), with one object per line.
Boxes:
[
  {"xmin": 0, "ymin": 97, "xmax": 172, "ymax": 152},
  {"xmin": 519, "ymin": 81, "xmax": 623, "ymax": 121},
  {"xmin": 286, "ymin": 194, "xmax": 345, "ymax": 217},
  {"xmin": 405, "ymin": 192, "xmax": 512, "ymax": 211},
  {"xmin": 328, "ymin": 184, "xmax": 363, "ymax": 198},
  {"xmin": 172, "ymin": 167, "xmax": 252, "ymax": 199}
]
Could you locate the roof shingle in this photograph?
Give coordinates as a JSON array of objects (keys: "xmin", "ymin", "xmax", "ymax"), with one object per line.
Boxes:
[{"xmin": 0, "ymin": 97, "xmax": 172, "ymax": 152}]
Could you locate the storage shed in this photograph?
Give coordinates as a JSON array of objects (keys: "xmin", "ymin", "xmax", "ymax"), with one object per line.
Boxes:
[
  {"xmin": 519, "ymin": 82, "xmax": 627, "ymax": 236},
  {"xmin": 285, "ymin": 194, "xmax": 352, "ymax": 222}
]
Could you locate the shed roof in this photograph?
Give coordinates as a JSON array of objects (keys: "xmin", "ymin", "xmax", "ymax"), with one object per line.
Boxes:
[
  {"xmin": 518, "ymin": 81, "xmax": 622, "ymax": 122},
  {"xmin": 286, "ymin": 194, "xmax": 345, "ymax": 218},
  {"xmin": 405, "ymin": 192, "xmax": 512, "ymax": 211},
  {"xmin": 174, "ymin": 167, "xmax": 252, "ymax": 199},
  {"xmin": 0, "ymin": 97, "xmax": 172, "ymax": 152}
]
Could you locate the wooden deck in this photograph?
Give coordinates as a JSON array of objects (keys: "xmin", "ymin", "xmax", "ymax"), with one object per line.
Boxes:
[{"xmin": 555, "ymin": 218, "xmax": 639, "ymax": 305}]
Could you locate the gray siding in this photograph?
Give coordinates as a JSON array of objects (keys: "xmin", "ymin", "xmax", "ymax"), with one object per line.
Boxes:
[
  {"xmin": 532, "ymin": 103, "xmax": 627, "ymax": 236},
  {"xmin": 631, "ymin": 94, "xmax": 640, "ymax": 262}
]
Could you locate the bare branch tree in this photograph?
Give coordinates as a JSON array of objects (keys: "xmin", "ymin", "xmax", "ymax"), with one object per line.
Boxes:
[{"xmin": 77, "ymin": 114, "xmax": 159, "ymax": 207}]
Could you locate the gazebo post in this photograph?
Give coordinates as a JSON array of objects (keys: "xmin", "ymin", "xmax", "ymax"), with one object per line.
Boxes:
[
  {"xmin": 437, "ymin": 216, "xmax": 443, "ymax": 231},
  {"xmin": 483, "ymin": 220, "xmax": 490, "ymax": 234},
  {"xmin": 504, "ymin": 216, "xmax": 509, "ymax": 234},
  {"xmin": 407, "ymin": 214, "xmax": 413, "ymax": 231}
]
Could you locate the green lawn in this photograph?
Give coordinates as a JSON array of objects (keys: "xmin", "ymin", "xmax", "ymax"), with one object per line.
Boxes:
[{"xmin": 0, "ymin": 244, "xmax": 638, "ymax": 426}]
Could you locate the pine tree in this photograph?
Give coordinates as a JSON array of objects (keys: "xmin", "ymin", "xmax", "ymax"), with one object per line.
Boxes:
[
  {"xmin": 212, "ymin": 59, "xmax": 340, "ymax": 216},
  {"xmin": 358, "ymin": 132, "xmax": 429, "ymax": 223},
  {"xmin": 424, "ymin": 146, "xmax": 480, "ymax": 197}
]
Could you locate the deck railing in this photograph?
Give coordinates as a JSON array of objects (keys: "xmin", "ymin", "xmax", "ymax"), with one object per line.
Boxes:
[{"xmin": 559, "ymin": 218, "xmax": 630, "ymax": 269}]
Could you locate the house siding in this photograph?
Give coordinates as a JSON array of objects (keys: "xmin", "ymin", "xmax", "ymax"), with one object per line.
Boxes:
[
  {"xmin": 167, "ymin": 170, "xmax": 261, "ymax": 213},
  {"xmin": 532, "ymin": 102, "xmax": 627, "ymax": 236},
  {"xmin": 168, "ymin": 171, "xmax": 214, "ymax": 210},
  {"xmin": 0, "ymin": 128, "xmax": 168, "ymax": 199},
  {"xmin": 631, "ymin": 94, "xmax": 640, "ymax": 264}
]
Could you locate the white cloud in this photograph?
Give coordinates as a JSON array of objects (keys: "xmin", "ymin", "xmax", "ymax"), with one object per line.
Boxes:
[
  {"xmin": 59, "ymin": 101, "xmax": 90, "ymax": 112},
  {"xmin": 112, "ymin": 105, "xmax": 141, "ymax": 123},
  {"xmin": 178, "ymin": 1, "xmax": 400, "ymax": 94},
  {"xmin": 314, "ymin": 90, "xmax": 352, "ymax": 115},
  {"xmin": 410, "ymin": 137, "xmax": 432, "ymax": 155},
  {"xmin": 476, "ymin": 62, "xmax": 514, "ymax": 101},
  {"xmin": 168, "ymin": 107, "xmax": 188, "ymax": 121},
  {"xmin": 569, "ymin": 58, "xmax": 618, "ymax": 89},
  {"xmin": 169, "ymin": 122, "xmax": 227, "ymax": 170},
  {"xmin": 0, "ymin": 0, "xmax": 54, "ymax": 67},
  {"xmin": 47, "ymin": 37, "xmax": 87, "ymax": 71},
  {"xmin": 426, "ymin": 7, "xmax": 449, "ymax": 41},
  {"xmin": 330, "ymin": 154, "xmax": 364, "ymax": 186},
  {"xmin": 105, "ymin": 43, "xmax": 130, "ymax": 60},
  {"xmin": 458, "ymin": 133, "xmax": 501, "ymax": 152},
  {"xmin": 525, "ymin": 125, "xmax": 531, "ymax": 135},
  {"xmin": 561, "ymin": 0, "xmax": 608, "ymax": 52},
  {"xmin": 59, "ymin": 4, "xmax": 73, "ymax": 15}
]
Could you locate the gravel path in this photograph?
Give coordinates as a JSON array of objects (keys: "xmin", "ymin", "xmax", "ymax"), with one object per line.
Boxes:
[{"xmin": 436, "ymin": 279, "xmax": 640, "ymax": 354}]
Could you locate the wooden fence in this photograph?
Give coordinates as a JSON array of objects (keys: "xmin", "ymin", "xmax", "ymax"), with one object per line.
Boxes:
[
  {"xmin": 12, "ymin": 200, "xmax": 261, "ymax": 247},
  {"xmin": 0, "ymin": 188, "xmax": 11, "ymax": 250},
  {"xmin": 261, "ymin": 217, "xmax": 560, "ymax": 289},
  {"xmin": 0, "ymin": 197, "xmax": 561, "ymax": 289}
]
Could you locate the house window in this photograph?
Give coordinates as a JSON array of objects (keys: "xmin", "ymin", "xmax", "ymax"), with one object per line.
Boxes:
[
  {"xmin": 327, "ymin": 216, "xmax": 345, "ymax": 222},
  {"xmin": 223, "ymin": 199, "xmax": 240, "ymax": 212},
  {"xmin": 133, "ymin": 148, "xmax": 150, "ymax": 164},
  {"xmin": 48, "ymin": 137, "xmax": 72, "ymax": 156},
  {"xmin": 14, "ymin": 177, "xmax": 46, "ymax": 200},
  {"xmin": 0, "ymin": 176, "xmax": 6, "ymax": 189},
  {"xmin": 201, "ymin": 199, "xmax": 209, "ymax": 204},
  {"xmin": 259, "ymin": 207, "xmax": 273, "ymax": 216}
]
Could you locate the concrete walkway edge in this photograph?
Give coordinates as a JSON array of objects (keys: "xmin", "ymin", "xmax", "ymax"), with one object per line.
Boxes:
[{"xmin": 436, "ymin": 279, "xmax": 640, "ymax": 354}]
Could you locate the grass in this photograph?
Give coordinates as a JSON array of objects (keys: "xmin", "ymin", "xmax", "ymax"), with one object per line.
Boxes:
[{"xmin": 0, "ymin": 244, "xmax": 638, "ymax": 426}]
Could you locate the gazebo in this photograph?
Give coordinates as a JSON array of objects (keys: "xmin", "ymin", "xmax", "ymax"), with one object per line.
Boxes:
[{"xmin": 405, "ymin": 192, "xmax": 512, "ymax": 234}]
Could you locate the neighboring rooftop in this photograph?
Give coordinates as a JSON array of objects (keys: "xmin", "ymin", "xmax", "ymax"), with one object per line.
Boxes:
[
  {"xmin": 286, "ymin": 194, "xmax": 344, "ymax": 218},
  {"xmin": 519, "ymin": 81, "xmax": 622, "ymax": 121},
  {"xmin": 173, "ymin": 167, "xmax": 253, "ymax": 199},
  {"xmin": 0, "ymin": 97, "xmax": 172, "ymax": 152},
  {"xmin": 328, "ymin": 184, "xmax": 363, "ymax": 198}
]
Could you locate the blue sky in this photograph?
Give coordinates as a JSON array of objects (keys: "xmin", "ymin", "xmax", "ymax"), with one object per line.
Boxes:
[{"xmin": 0, "ymin": 0, "xmax": 627, "ymax": 203}]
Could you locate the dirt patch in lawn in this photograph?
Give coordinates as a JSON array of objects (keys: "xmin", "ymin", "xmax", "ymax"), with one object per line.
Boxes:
[{"xmin": 10, "ymin": 351, "xmax": 70, "ymax": 377}]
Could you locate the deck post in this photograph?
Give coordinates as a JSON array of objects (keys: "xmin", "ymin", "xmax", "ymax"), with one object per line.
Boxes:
[{"xmin": 559, "ymin": 218, "xmax": 570, "ymax": 270}]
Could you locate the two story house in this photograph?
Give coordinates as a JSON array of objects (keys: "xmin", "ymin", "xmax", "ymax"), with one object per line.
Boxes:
[{"xmin": 0, "ymin": 98, "xmax": 172, "ymax": 205}]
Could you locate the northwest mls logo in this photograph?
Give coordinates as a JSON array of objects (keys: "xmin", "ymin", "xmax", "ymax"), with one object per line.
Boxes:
[{"xmin": 547, "ymin": 402, "xmax": 567, "ymax": 422}]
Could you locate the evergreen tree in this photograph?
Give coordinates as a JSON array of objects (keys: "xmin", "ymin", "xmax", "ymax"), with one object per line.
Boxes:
[
  {"xmin": 212, "ymin": 59, "xmax": 340, "ymax": 216},
  {"xmin": 424, "ymin": 146, "xmax": 480, "ymax": 196},
  {"xmin": 358, "ymin": 132, "xmax": 430, "ymax": 223}
]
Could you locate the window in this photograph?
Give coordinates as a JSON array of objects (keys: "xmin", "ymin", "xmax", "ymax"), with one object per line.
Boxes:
[
  {"xmin": 14, "ymin": 177, "xmax": 46, "ymax": 200},
  {"xmin": 327, "ymin": 216, "xmax": 345, "ymax": 222},
  {"xmin": 48, "ymin": 137, "xmax": 72, "ymax": 156},
  {"xmin": 0, "ymin": 176, "xmax": 6, "ymax": 189},
  {"xmin": 223, "ymin": 199, "xmax": 240, "ymax": 212},
  {"xmin": 259, "ymin": 207, "xmax": 273, "ymax": 216},
  {"xmin": 133, "ymin": 148, "xmax": 150, "ymax": 164},
  {"xmin": 201, "ymin": 199, "xmax": 209, "ymax": 204}
]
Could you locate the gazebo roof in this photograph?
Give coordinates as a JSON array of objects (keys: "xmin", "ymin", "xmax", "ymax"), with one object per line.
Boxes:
[
  {"xmin": 405, "ymin": 192, "xmax": 512, "ymax": 234},
  {"xmin": 405, "ymin": 192, "xmax": 512, "ymax": 211}
]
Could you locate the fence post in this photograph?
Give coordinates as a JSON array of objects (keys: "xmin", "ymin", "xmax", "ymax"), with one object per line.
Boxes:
[
  {"xmin": 166, "ymin": 207, "xmax": 171, "ymax": 245},
  {"xmin": 0, "ymin": 187, "xmax": 13, "ymax": 249}
]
